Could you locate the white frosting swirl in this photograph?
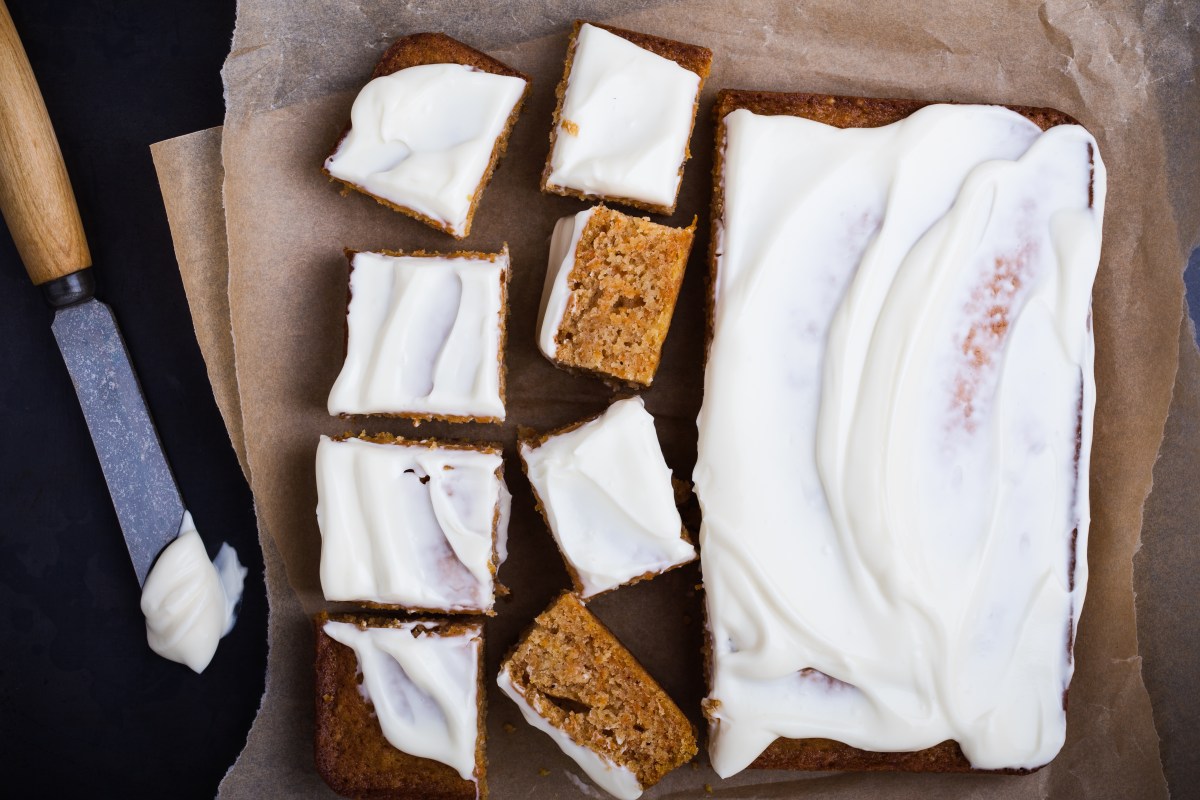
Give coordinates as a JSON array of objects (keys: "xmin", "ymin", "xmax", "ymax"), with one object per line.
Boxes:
[
  {"xmin": 328, "ymin": 250, "xmax": 507, "ymax": 420},
  {"xmin": 324, "ymin": 63, "xmax": 526, "ymax": 236},
  {"xmin": 317, "ymin": 435, "xmax": 508, "ymax": 611},
  {"xmin": 696, "ymin": 104, "xmax": 1104, "ymax": 776},
  {"xmin": 520, "ymin": 397, "xmax": 695, "ymax": 597},
  {"xmin": 546, "ymin": 23, "xmax": 700, "ymax": 208},
  {"xmin": 325, "ymin": 620, "xmax": 481, "ymax": 781}
]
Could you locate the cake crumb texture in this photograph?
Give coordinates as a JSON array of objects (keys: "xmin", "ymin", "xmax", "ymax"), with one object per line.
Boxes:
[
  {"xmin": 554, "ymin": 206, "xmax": 693, "ymax": 386},
  {"xmin": 502, "ymin": 592, "xmax": 696, "ymax": 788}
]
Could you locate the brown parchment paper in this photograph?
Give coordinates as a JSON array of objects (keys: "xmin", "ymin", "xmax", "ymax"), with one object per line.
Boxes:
[
  {"xmin": 150, "ymin": 127, "xmax": 251, "ymax": 481},
  {"xmin": 155, "ymin": 0, "xmax": 1199, "ymax": 796},
  {"xmin": 1137, "ymin": 308, "xmax": 1200, "ymax": 795}
]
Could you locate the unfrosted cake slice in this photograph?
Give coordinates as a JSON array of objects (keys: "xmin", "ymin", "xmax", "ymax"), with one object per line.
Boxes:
[
  {"xmin": 323, "ymin": 33, "xmax": 529, "ymax": 238},
  {"xmin": 696, "ymin": 90, "xmax": 1105, "ymax": 777},
  {"xmin": 541, "ymin": 21, "xmax": 711, "ymax": 215},
  {"xmin": 519, "ymin": 397, "xmax": 695, "ymax": 598},
  {"xmin": 328, "ymin": 248, "xmax": 508, "ymax": 422},
  {"xmin": 316, "ymin": 433, "xmax": 511, "ymax": 614},
  {"xmin": 497, "ymin": 592, "xmax": 696, "ymax": 799},
  {"xmin": 536, "ymin": 205, "xmax": 693, "ymax": 387},
  {"xmin": 314, "ymin": 613, "xmax": 487, "ymax": 799}
]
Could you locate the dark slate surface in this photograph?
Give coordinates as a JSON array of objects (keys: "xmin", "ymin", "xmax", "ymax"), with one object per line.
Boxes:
[{"xmin": 0, "ymin": 2, "xmax": 265, "ymax": 797}]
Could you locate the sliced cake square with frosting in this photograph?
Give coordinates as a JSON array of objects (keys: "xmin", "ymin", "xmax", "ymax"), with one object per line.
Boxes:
[
  {"xmin": 314, "ymin": 613, "xmax": 487, "ymax": 799},
  {"xmin": 519, "ymin": 397, "xmax": 695, "ymax": 599},
  {"xmin": 328, "ymin": 247, "xmax": 508, "ymax": 422},
  {"xmin": 536, "ymin": 205, "xmax": 693, "ymax": 387},
  {"xmin": 316, "ymin": 433, "xmax": 510, "ymax": 614},
  {"xmin": 541, "ymin": 22, "xmax": 711, "ymax": 215},
  {"xmin": 497, "ymin": 592, "xmax": 696, "ymax": 800},
  {"xmin": 323, "ymin": 33, "xmax": 529, "ymax": 239}
]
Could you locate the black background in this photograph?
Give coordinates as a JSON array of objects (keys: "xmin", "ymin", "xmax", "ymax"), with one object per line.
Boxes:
[
  {"xmin": 0, "ymin": 1, "xmax": 265, "ymax": 798},
  {"xmin": 1, "ymin": 2, "xmax": 1197, "ymax": 799}
]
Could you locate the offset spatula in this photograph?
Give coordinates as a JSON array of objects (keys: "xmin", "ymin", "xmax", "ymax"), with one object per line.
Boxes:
[{"xmin": 0, "ymin": 1, "xmax": 184, "ymax": 586}]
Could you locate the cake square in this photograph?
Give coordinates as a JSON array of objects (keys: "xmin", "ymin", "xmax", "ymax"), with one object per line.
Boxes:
[
  {"xmin": 323, "ymin": 32, "xmax": 530, "ymax": 239},
  {"xmin": 541, "ymin": 21, "xmax": 711, "ymax": 215},
  {"xmin": 328, "ymin": 247, "xmax": 508, "ymax": 422},
  {"xmin": 316, "ymin": 433, "xmax": 510, "ymax": 614},
  {"xmin": 696, "ymin": 90, "xmax": 1103, "ymax": 776},
  {"xmin": 314, "ymin": 613, "xmax": 486, "ymax": 800},
  {"xmin": 536, "ymin": 205, "xmax": 694, "ymax": 387},
  {"xmin": 497, "ymin": 592, "xmax": 697, "ymax": 799},
  {"xmin": 519, "ymin": 397, "xmax": 695, "ymax": 599}
]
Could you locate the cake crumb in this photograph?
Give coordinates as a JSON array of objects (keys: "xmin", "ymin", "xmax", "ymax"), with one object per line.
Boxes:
[
  {"xmin": 501, "ymin": 592, "xmax": 697, "ymax": 790},
  {"xmin": 538, "ymin": 768, "xmax": 550, "ymax": 777},
  {"xmin": 705, "ymin": 783, "xmax": 713, "ymax": 793},
  {"xmin": 503, "ymin": 722, "xmax": 516, "ymax": 733},
  {"xmin": 545, "ymin": 205, "xmax": 694, "ymax": 387},
  {"xmin": 562, "ymin": 119, "xmax": 580, "ymax": 136}
]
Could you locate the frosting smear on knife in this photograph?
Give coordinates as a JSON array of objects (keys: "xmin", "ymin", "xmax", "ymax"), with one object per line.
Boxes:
[
  {"xmin": 695, "ymin": 104, "xmax": 1105, "ymax": 776},
  {"xmin": 140, "ymin": 511, "xmax": 246, "ymax": 673}
]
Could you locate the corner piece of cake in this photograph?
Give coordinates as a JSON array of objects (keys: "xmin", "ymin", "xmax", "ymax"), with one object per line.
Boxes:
[
  {"xmin": 536, "ymin": 205, "xmax": 694, "ymax": 387},
  {"xmin": 316, "ymin": 433, "xmax": 511, "ymax": 614},
  {"xmin": 541, "ymin": 21, "xmax": 711, "ymax": 215},
  {"xmin": 328, "ymin": 247, "xmax": 508, "ymax": 422},
  {"xmin": 696, "ymin": 90, "xmax": 1106, "ymax": 777},
  {"xmin": 314, "ymin": 613, "xmax": 487, "ymax": 800},
  {"xmin": 497, "ymin": 592, "xmax": 696, "ymax": 799},
  {"xmin": 323, "ymin": 32, "xmax": 530, "ymax": 238},
  {"xmin": 519, "ymin": 397, "xmax": 695, "ymax": 598}
]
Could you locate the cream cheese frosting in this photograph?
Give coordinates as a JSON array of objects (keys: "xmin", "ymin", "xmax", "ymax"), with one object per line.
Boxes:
[
  {"xmin": 695, "ymin": 104, "xmax": 1105, "ymax": 776},
  {"xmin": 545, "ymin": 24, "xmax": 700, "ymax": 209},
  {"xmin": 497, "ymin": 667, "xmax": 643, "ymax": 800},
  {"xmin": 327, "ymin": 249, "xmax": 507, "ymax": 420},
  {"xmin": 520, "ymin": 397, "xmax": 695, "ymax": 598},
  {"xmin": 325, "ymin": 620, "xmax": 481, "ymax": 781},
  {"xmin": 536, "ymin": 206, "xmax": 597, "ymax": 360},
  {"xmin": 324, "ymin": 63, "xmax": 526, "ymax": 237},
  {"xmin": 140, "ymin": 511, "xmax": 246, "ymax": 673},
  {"xmin": 317, "ymin": 435, "xmax": 508, "ymax": 612}
]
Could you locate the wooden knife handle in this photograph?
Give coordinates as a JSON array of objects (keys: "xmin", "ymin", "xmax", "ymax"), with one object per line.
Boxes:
[{"xmin": 0, "ymin": 0, "xmax": 91, "ymax": 286}]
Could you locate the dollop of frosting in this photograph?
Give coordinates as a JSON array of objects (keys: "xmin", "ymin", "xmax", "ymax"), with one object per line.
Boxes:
[
  {"xmin": 325, "ymin": 620, "xmax": 481, "ymax": 781},
  {"xmin": 324, "ymin": 63, "xmax": 526, "ymax": 236},
  {"xmin": 546, "ymin": 23, "xmax": 700, "ymax": 208},
  {"xmin": 140, "ymin": 511, "xmax": 245, "ymax": 673},
  {"xmin": 520, "ymin": 397, "xmax": 695, "ymax": 597},
  {"xmin": 695, "ymin": 104, "xmax": 1105, "ymax": 775}
]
